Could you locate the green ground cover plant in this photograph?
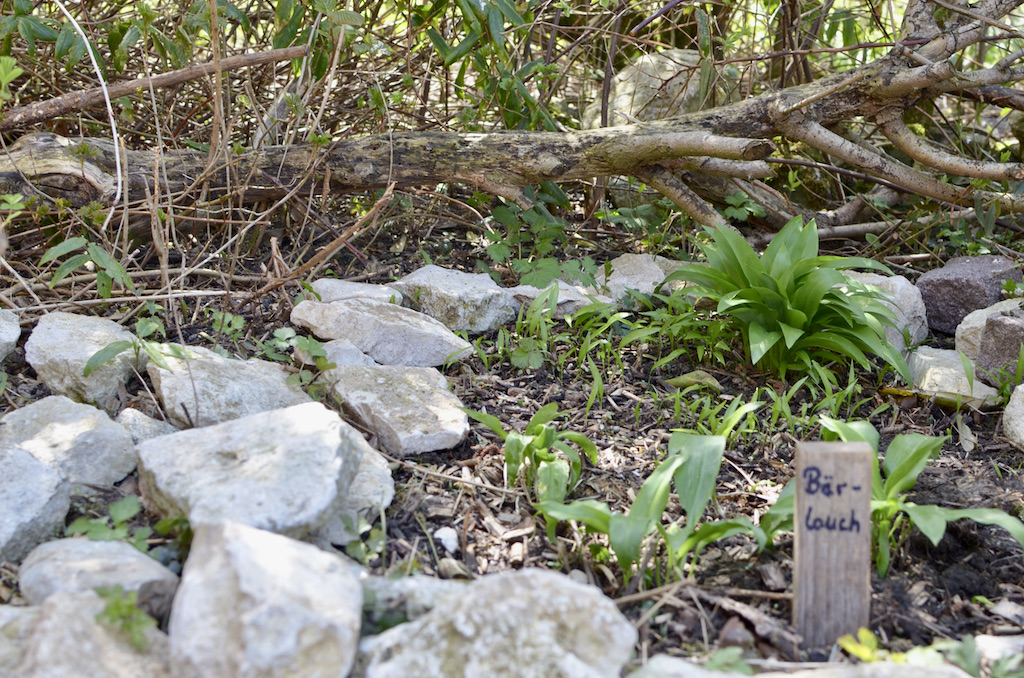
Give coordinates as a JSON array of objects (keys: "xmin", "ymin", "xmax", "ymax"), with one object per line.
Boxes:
[{"xmin": 663, "ymin": 217, "xmax": 911, "ymax": 383}]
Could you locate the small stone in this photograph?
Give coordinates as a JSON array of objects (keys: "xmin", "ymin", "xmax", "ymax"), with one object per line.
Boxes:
[
  {"xmin": 0, "ymin": 309, "xmax": 20, "ymax": 363},
  {"xmin": 147, "ymin": 344, "xmax": 310, "ymax": 428},
  {"xmin": 25, "ymin": 311, "xmax": 146, "ymax": 411},
  {"xmin": 18, "ymin": 538, "xmax": 179, "ymax": 620},
  {"xmin": 433, "ymin": 527, "xmax": 459, "ymax": 554},
  {"xmin": 0, "ymin": 396, "xmax": 136, "ymax": 489},
  {"xmin": 115, "ymin": 408, "xmax": 179, "ymax": 444},
  {"xmin": 138, "ymin": 402, "xmax": 362, "ymax": 538},
  {"xmin": 916, "ymin": 255, "xmax": 1021, "ymax": 334},
  {"xmin": 391, "ymin": 265, "xmax": 516, "ymax": 332},
  {"xmin": 0, "ymin": 446, "xmax": 71, "ymax": 564},
  {"xmin": 169, "ymin": 521, "xmax": 362, "ymax": 678},
  {"xmin": 324, "ymin": 364, "xmax": 469, "ymax": 456},
  {"xmin": 956, "ymin": 298, "xmax": 1024, "ymax": 360},
  {"xmin": 292, "ymin": 298, "xmax": 472, "ymax": 367}
]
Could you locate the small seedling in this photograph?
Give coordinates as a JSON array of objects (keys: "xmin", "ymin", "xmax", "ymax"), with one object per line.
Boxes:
[
  {"xmin": 66, "ymin": 495, "xmax": 152, "ymax": 553},
  {"xmin": 95, "ymin": 585, "xmax": 157, "ymax": 651}
]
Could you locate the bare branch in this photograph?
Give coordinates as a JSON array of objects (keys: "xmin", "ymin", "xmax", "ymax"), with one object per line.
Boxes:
[{"xmin": 878, "ymin": 115, "xmax": 1024, "ymax": 181}]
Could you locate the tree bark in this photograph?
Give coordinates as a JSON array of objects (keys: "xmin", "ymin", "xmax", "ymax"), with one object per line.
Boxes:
[{"xmin": 4, "ymin": 0, "xmax": 1024, "ymax": 230}]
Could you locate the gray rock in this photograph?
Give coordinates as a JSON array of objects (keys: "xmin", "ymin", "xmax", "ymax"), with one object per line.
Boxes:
[
  {"xmin": 915, "ymin": 255, "xmax": 1021, "ymax": 334},
  {"xmin": 907, "ymin": 346, "xmax": 999, "ymax": 407},
  {"xmin": 115, "ymin": 408, "xmax": 179, "ymax": 444},
  {"xmin": 310, "ymin": 278, "xmax": 405, "ymax": 305},
  {"xmin": 11, "ymin": 589, "xmax": 170, "ymax": 678},
  {"xmin": 581, "ymin": 49, "xmax": 736, "ymax": 129},
  {"xmin": 0, "ymin": 606, "xmax": 40, "ymax": 676},
  {"xmin": 325, "ymin": 364, "xmax": 468, "ymax": 456},
  {"xmin": 955, "ymin": 298, "xmax": 1024, "ymax": 360},
  {"xmin": 845, "ymin": 271, "xmax": 928, "ymax": 354},
  {"xmin": 309, "ymin": 446, "xmax": 395, "ymax": 547},
  {"xmin": 169, "ymin": 521, "xmax": 362, "ymax": 678},
  {"xmin": 507, "ymin": 280, "xmax": 612, "ymax": 319},
  {"xmin": 0, "ymin": 446, "xmax": 71, "ymax": 564},
  {"xmin": 138, "ymin": 402, "xmax": 362, "ymax": 538},
  {"xmin": 18, "ymin": 538, "xmax": 179, "ymax": 620},
  {"xmin": 359, "ymin": 568, "xmax": 636, "ymax": 678},
  {"xmin": 976, "ymin": 310, "xmax": 1024, "ymax": 384},
  {"xmin": 24, "ymin": 311, "xmax": 146, "ymax": 411},
  {"xmin": 361, "ymin": 575, "xmax": 468, "ymax": 630},
  {"xmin": 1003, "ymin": 384, "xmax": 1024, "ymax": 449},
  {"xmin": 0, "ymin": 309, "xmax": 19, "ymax": 362},
  {"xmin": 297, "ymin": 338, "xmax": 377, "ymax": 367},
  {"xmin": 590, "ymin": 253, "xmax": 681, "ymax": 302},
  {"xmin": 147, "ymin": 343, "xmax": 310, "ymax": 428},
  {"xmin": 291, "ymin": 298, "xmax": 472, "ymax": 367},
  {"xmin": 391, "ymin": 265, "xmax": 516, "ymax": 332},
  {"xmin": 0, "ymin": 396, "xmax": 136, "ymax": 489}
]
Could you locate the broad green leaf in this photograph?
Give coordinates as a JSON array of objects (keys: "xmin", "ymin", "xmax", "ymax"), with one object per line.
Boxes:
[
  {"xmin": 556, "ymin": 430, "xmax": 598, "ymax": 465},
  {"xmin": 779, "ymin": 322, "xmax": 804, "ymax": 349},
  {"xmin": 505, "ymin": 432, "xmax": 529, "ymax": 486},
  {"xmin": 83, "ymin": 340, "xmax": 134, "ymax": 377},
  {"xmin": 88, "ymin": 243, "xmax": 135, "ymax": 292},
  {"xmin": 526, "ymin": 402, "xmax": 560, "ymax": 433},
  {"xmin": 818, "ymin": 416, "xmax": 880, "ymax": 451},
  {"xmin": 901, "ymin": 502, "xmax": 948, "ymax": 546},
  {"xmin": 668, "ymin": 433, "xmax": 725, "ymax": 526},
  {"xmin": 748, "ymin": 322, "xmax": 782, "ymax": 365},
  {"xmin": 40, "ymin": 236, "xmax": 87, "ymax": 264},
  {"xmin": 463, "ymin": 408, "xmax": 509, "ymax": 440},
  {"xmin": 609, "ymin": 511, "xmax": 650, "ymax": 572},
  {"xmin": 108, "ymin": 495, "xmax": 142, "ymax": 525},
  {"xmin": 941, "ymin": 507, "xmax": 1024, "ymax": 553},
  {"xmin": 882, "ymin": 433, "xmax": 945, "ymax": 499},
  {"xmin": 533, "ymin": 499, "xmax": 611, "ymax": 533},
  {"xmin": 535, "ymin": 459, "xmax": 570, "ymax": 505},
  {"xmin": 140, "ymin": 342, "xmax": 173, "ymax": 372}
]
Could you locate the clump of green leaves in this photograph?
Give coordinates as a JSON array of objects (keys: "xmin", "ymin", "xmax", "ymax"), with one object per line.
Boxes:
[
  {"xmin": 722, "ymin": 191, "xmax": 766, "ymax": 222},
  {"xmin": 663, "ymin": 217, "xmax": 910, "ymax": 383},
  {"xmin": 763, "ymin": 417, "xmax": 1024, "ymax": 576},
  {"xmin": 66, "ymin": 496, "xmax": 152, "ymax": 552},
  {"xmin": 94, "ymin": 585, "xmax": 157, "ymax": 651},
  {"xmin": 538, "ymin": 432, "xmax": 769, "ymax": 582},
  {"xmin": 41, "ymin": 236, "xmax": 134, "ymax": 298},
  {"xmin": 84, "ymin": 316, "xmax": 188, "ymax": 378},
  {"xmin": 621, "ymin": 288, "xmax": 738, "ymax": 370},
  {"xmin": 465, "ymin": 403, "xmax": 597, "ymax": 539}
]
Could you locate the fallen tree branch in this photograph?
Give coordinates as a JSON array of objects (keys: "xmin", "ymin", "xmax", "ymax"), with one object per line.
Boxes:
[{"xmin": 0, "ymin": 46, "xmax": 309, "ymax": 133}]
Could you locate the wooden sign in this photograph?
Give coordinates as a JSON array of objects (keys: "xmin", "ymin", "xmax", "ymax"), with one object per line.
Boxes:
[{"xmin": 793, "ymin": 441, "xmax": 873, "ymax": 649}]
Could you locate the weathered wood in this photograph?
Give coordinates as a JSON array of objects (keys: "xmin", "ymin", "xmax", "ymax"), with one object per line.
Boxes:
[{"xmin": 793, "ymin": 441, "xmax": 873, "ymax": 649}]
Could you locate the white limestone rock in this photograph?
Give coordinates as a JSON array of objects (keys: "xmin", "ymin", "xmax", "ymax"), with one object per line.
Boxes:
[
  {"xmin": 310, "ymin": 278, "xmax": 405, "ymax": 305},
  {"xmin": 0, "ymin": 605, "xmax": 40, "ymax": 675},
  {"xmin": 359, "ymin": 568, "xmax": 637, "ymax": 678},
  {"xmin": 296, "ymin": 338, "xmax": 377, "ymax": 368},
  {"xmin": 846, "ymin": 271, "xmax": 929, "ymax": 354},
  {"xmin": 956, "ymin": 298, "xmax": 1024, "ymax": 360},
  {"xmin": 0, "ymin": 446, "xmax": 71, "ymax": 564},
  {"xmin": 907, "ymin": 346, "xmax": 999, "ymax": 406},
  {"xmin": 1003, "ymin": 384, "xmax": 1024, "ymax": 450},
  {"xmin": 24, "ymin": 311, "xmax": 146, "ymax": 411},
  {"xmin": 0, "ymin": 308, "xmax": 19, "ymax": 363},
  {"xmin": 360, "ymin": 575, "xmax": 468, "ymax": 631},
  {"xmin": 169, "ymin": 521, "xmax": 362, "ymax": 678},
  {"xmin": 18, "ymin": 538, "xmax": 179, "ymax": 620},
  {"xmin": 291, "ymin": 298, "xmax": 472, "ymax": 367},
  {"xmin": 309, "ymin": 445, "xmax": 395, "ymax": 547},
  {"xmin": 0, "ymin": 396, "xmax": 136, "ymax": 489},
  {"xmin": 508, "ymin": 280, "xmax": 613, "ymax": 319},
  {"xmin": 590, "ymin": 253, "xmax": 681, "ymax": 302},
  {"xmin": 11, "ymin": 589, "xmax": 170, "ymax": 678},
  {"xmin": 137, "ymin": 402, "xmax": 362, "ymax": 538},
  {"xmin": 115, "ymin": 407, "xmax": 179, "ymax": 444},
  {"xmin": 325, "ymin": 364, "xmax": 468, "ymax": 456},
  {"xmin": 147, "ymin": 343, "xmax": 310, "ymax": 428},
  {"xmin": 391, "ymin": 265, "xmax": 516, "ymax": 332}
]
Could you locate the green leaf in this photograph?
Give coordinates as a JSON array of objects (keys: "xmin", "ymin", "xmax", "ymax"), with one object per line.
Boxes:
[
  {"xmin": 140, "ymin": 342, "xmax": 173, "ymax": 371},
  {"xmin": 40, "ymin": 236, "xmax": 87, "ymax": 264},
  {"xmin": 669, "ymin": 433, "xmax": 725, "ymax": 528},
  {"xmin": 748, "ymin": 322, "xmax": 782, "ymax": 365},
  {"xmin": 882, "ymin": 433, "xmax": 945, "ymax": 499},
  {"xmin": 83, "ymin": 340, "xmax": 134, "ymax": 377},
  {"xmin": 534, "ymin": 499, "xmax": 611, "ymax": 534},
  {"xmin": 535, "ymin": 459, "xmax": 569, "ymax": 505},
  {"xmin": 901, "ymin": 502, "xmax": 948, "ymax": 546},
  {"xmin": 505, "ymin": 431, "xmax": 529, "ymax": 486},
  {"xmin": 818, "ymin": 416, "xmax": 880, "ymax": 451},
  {"xmin": 526, "ymin": 402, "xmax": 560, "ymax": 433},
  {"xmin": 463, "ymin": 408, "xmax": 509, "ymax": 440},
  {"xmin": 108, "ymin": 495, "xmax": 142, "ymax": 525},
  {"xmin": 87, "ymin": 243, "xmax": 135, "ymax": 292}
]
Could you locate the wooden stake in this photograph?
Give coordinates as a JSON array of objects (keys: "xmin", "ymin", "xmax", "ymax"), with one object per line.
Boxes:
[{"xmin": 793, "ymin": 441, "xmax": 873, "ymax": 649}]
